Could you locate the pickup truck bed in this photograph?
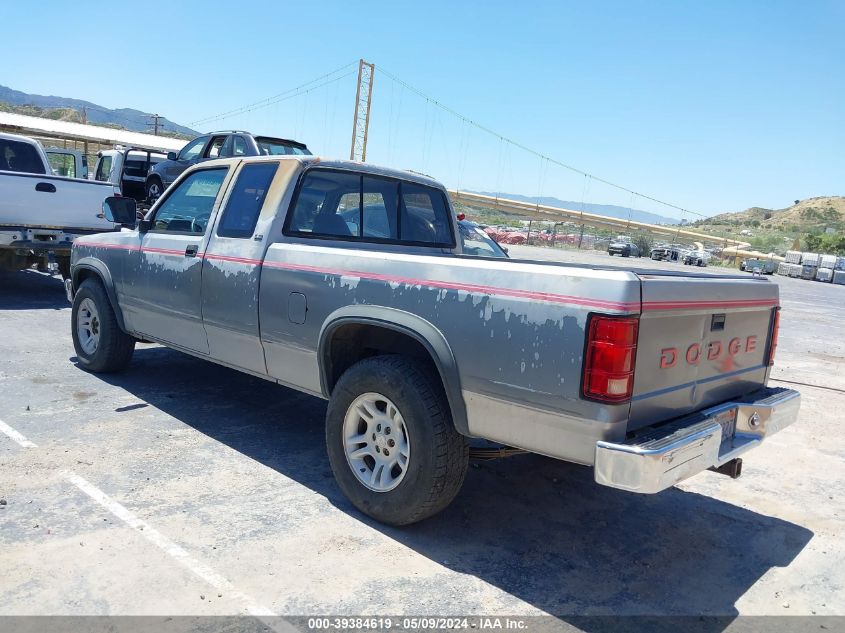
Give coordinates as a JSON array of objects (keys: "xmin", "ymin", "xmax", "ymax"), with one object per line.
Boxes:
[
  {"xmin": 68, "ymin": 155, "xmax": 799, "ymax": 525},
  {"xmin": 1, "ymin": 132, "xmax": 119, "ymax": 276}
]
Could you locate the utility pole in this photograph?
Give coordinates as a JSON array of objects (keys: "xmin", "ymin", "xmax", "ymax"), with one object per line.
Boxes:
[
  {"xmin": 81, "ymin": 106, "xmax": 87, "ymax": 124},
  {"xmin": 349, "ymin": 59, "xmax": 375, "ymax": 162},
  {"xmin": 148, "ymin": 113, "xmax": 163, "ymax": 136}
]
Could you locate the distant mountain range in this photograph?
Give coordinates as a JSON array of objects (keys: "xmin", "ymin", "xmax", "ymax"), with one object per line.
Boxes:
[
  {"xmin": 0, "ymin": 85, "xmax": 199, "ymax": 138},
  {"xmin": 471, "ymin": 191, "xmax": 681, "ymax": 225}
]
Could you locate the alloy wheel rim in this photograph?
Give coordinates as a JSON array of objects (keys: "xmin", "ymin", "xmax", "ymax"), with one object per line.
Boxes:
[
  {"xmin": 343, "ymin": 392, "xmax": 410, "ymax": 492},
  {"xmin": 76, "ymin": 298, "xmax": 100, "ymax": 355}
]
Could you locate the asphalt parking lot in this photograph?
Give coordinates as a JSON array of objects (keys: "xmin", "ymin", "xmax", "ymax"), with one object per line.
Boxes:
[{"xmin": 1, "ymin": 249, "xmax": 844, "ymax": 628}]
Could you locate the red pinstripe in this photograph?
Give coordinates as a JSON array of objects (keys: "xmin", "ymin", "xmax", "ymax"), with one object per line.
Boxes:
[{"xmin": 72, "ymin": 242, "xmax": 778, "ymax": 313}]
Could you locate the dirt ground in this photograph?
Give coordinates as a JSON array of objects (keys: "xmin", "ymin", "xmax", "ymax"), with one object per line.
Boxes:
[{"xmin": 1, "ymin": 249, "xmax": 843, "ymax": 630}]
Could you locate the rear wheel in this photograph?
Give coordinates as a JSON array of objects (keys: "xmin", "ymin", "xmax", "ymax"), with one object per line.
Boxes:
[
  {"xmin": 71, "ymin": 279, "xmax": 134, "ymax": 372},
  {"xmin": 326, "ymin": 355, "xmax": 469, "ymax": 526}
]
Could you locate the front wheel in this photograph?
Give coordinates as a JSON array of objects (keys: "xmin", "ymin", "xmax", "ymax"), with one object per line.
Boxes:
[
  {"xmin": 326, "ymin": 355, "xmax": 469, "ymax": 526},
  {"xmin": 71, "ymin": 279, "xmax": 135, "ymax": 372},
  {"xmin": 145, "ymin": 177, "xmax": 164, "ymax": 203}
]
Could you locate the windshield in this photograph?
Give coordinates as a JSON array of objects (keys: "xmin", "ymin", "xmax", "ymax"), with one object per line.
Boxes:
[{"xmin": 458, "ymin": 222, "xmax": 508, "ymax": 258}]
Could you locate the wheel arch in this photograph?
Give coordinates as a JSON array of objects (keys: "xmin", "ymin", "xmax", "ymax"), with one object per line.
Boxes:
[
  {"xmin": 318, "ymin": 306, "xmax": 470, "ymax": 436},
  {"xmin": 72, "ymin": 258, "xmax": 128, "ymax": 333}
]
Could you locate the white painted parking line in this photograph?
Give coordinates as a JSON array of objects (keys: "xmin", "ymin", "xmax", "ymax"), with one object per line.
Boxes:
[
  {"xmin": 0, "ymin": 418, "xmax": 37, "ymax": 448},
  {"xmin": 60, "ymin": 470, "xmax": 278, "ymax": 618}
]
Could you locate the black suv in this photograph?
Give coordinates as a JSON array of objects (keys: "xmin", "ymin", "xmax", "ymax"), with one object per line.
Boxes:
[{"xmin": 145, "ymin": 131, "xmax": 309, "ymax": 201}]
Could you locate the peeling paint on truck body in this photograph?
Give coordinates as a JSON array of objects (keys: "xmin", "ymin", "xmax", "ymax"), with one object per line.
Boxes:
[{"xmin": 71, "ymin": 155, "xmax": 781, "ymax": 468}]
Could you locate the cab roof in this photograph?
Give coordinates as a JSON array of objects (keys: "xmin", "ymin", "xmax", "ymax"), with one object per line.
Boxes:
[{"xmin": 200, "ymin": 155, "xmax": 446, "ymax": 190}]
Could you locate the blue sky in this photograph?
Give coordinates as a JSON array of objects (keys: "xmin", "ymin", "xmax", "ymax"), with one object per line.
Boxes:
[{"xmin": 3, "ymin": 1, "xmax": 843, "ymax": 219}]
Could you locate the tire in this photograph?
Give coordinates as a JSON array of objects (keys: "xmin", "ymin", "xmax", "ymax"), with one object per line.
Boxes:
[
  {"xmin": 71, "ymin": 278, "xmax": 135, "ymax": 373},
  {"xmin": 326, "ymin": 355, "xmax": 469, "ymax": 526},
  {"xmin": 145, "ymin": 177, "xmax": 164, "ymax": 203}
]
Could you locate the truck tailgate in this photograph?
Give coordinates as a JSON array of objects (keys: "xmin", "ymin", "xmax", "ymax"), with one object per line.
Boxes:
[{"xmin": 628, "ymin": 273, "xmax": 779, "ymax": 431}]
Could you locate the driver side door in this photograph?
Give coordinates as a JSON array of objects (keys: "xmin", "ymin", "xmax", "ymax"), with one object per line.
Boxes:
[{"xmin": 133, "ymin": 166, "xmax": 232, "ymax": 354}]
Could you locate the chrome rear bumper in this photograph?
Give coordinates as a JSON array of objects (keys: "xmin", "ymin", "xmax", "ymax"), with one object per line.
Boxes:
[{"xmin": 594, "ymin": 387, "xmax": 800, "ymax": 493}]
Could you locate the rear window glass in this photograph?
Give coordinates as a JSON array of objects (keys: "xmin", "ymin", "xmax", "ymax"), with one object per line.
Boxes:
[
  {"xmin": 0, "ymin": 139, "xmax": 46, "ymax": 174},
  {"xmin": 216, "ymin": 162, "xmax": 278, "ymax": 238},
  {"xmin": 256, "ymin": 138, "xmax": 310, "ymax": 156},
  {"xmin": 286, "ymin": 169, "xmax": 452, "ymax": 247}
]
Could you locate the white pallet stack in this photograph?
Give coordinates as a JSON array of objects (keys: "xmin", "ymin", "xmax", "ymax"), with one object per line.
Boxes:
[
  {"xmin": 777, "ymin": 262, "xmax": 789, "ymax": 275},
  {"xmin": 816, "ymin": 268, "xmax": 834, "ymax": 283},
  {"xmin": 833, "ymin": 270, "xmax": 845, "ymax": 286},
  {"xmin": 788, "ymin": 263, "xmax": 802, "ymax": 277},
  {"xmin": 802, "ymin": 252, "xmax": 821, "ymax": 267},
  {"xmin": 801, "ymin": 264, "xmax": 818, "ymax": 280},
  {"xmin": 819, "ymin": 254, "xmax": 838, "ymax": 269},
  {"xmin": 784, "ymin": 250, "xmax": 803, "ymax": 264}
]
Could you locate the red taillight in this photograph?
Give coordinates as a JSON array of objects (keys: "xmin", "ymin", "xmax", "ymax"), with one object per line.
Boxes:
[
  {"xmin": 768, "ymin": 308, "xmax": 780, "ymax": 366},
  {"xmin": 457, "ymin": 212, "xmax": 466, "ymax": 221},
  {"xmin": 582, "ymin": 315, "xmax": 639, "ymax": 403}
]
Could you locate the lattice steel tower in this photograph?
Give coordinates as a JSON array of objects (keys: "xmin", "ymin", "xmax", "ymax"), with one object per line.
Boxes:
[{"xmin": 349, "ymin": 59, "xmax": 375, "ymax": 162}]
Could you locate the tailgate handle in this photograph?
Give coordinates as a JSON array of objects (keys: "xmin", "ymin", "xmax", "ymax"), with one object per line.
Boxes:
[
  {"xmin": 35, "ymin": 182, "xmax": 57, "ymax": 193},
  {"xmin": 711, "ymin": 314, "xmax": 726, "ymax": 332},
  {"xmin": 185, "ymin": 245, "xmax": 199, "ymax": 258}
]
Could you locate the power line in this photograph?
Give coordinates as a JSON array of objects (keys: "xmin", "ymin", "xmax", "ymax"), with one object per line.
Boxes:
[
  {"xmin": 189, "ymin": 61, "xmax": 359, "ymax": 127},
  {"xmin": 377, "ymin": 65, "xmax": 705, "ymax": 219}
]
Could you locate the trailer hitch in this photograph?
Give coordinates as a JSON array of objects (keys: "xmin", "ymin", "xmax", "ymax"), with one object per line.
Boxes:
[{"xmin": 708, "ymin": 458, "xmax": 743, "ymax": 479}]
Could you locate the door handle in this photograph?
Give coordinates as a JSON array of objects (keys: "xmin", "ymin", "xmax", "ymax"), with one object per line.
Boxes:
[
  {"xmin": 185, "ymin": 245, "xmax": 199, "ymax": 257},
  {"xmin": 35, "ymin": 182, "xmax": 57, "ymax": 193}
]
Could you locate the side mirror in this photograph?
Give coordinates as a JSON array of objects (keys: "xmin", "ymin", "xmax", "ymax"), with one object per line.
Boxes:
[
  {"xmin": 102, "ymin": 196, "xmax": 137, "ymax": 229},
  {"xmin": 167, "ymin": 151, "xmax": 178, "ymax": 161}
]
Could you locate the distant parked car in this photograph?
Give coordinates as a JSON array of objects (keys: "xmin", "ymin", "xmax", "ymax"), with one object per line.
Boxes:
[
  {"xmin": 650, "ymin": 247, "xmax": 672, "ymax": 261},
  {"xmin": 145, "ymin": 131, "xmax": 310, "ymax": 201},
  {"xmin": 683, "ymin": 251, "xmax": 710, "ymax": 267},
  {"xmin": 740, "ymin": 258, "xmax": 775, "ymax": 274},
  {"xmin": 608, "ymin": 240, "xmax": 640, "ymax": 257}
]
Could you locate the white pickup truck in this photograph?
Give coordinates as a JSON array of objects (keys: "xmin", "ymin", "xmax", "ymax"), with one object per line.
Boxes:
[{"xmin": 0, "ymin": 132, "xmax": 120, "ymax": 277}]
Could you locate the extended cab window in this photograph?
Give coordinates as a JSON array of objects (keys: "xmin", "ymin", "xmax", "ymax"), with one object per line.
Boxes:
[
  {"xmin": 151, "ymin": 168, "xmax": 227, "ymax": 234},
  {"xmin": 216, "ymin": 162, "xmax": 278, "ymax": 238},
  {"xmin": 288, "ymin": 170, "xmax": 361, "ymax": 237},
  {"xmin": 400, "ymin": 183, "xmax": 452, "ymax": 245},
  {"xmin": 286, "ymin": 170, "xmax": 452, "ymax": 246}
]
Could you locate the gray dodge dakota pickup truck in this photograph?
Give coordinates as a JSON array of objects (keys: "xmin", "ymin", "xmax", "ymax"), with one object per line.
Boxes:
[{"xmin": 68, "ymin": 155, "xmax": 800, "ymax": 525}]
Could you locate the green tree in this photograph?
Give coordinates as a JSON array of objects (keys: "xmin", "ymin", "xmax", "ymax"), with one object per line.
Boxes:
[
  {"xmin": 804, "ymin": 234, "xmax": 823, "ymax": 251},
  {"xmin": 632, "ymin": 234, "xmax": 653, "ymax": 257}
]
